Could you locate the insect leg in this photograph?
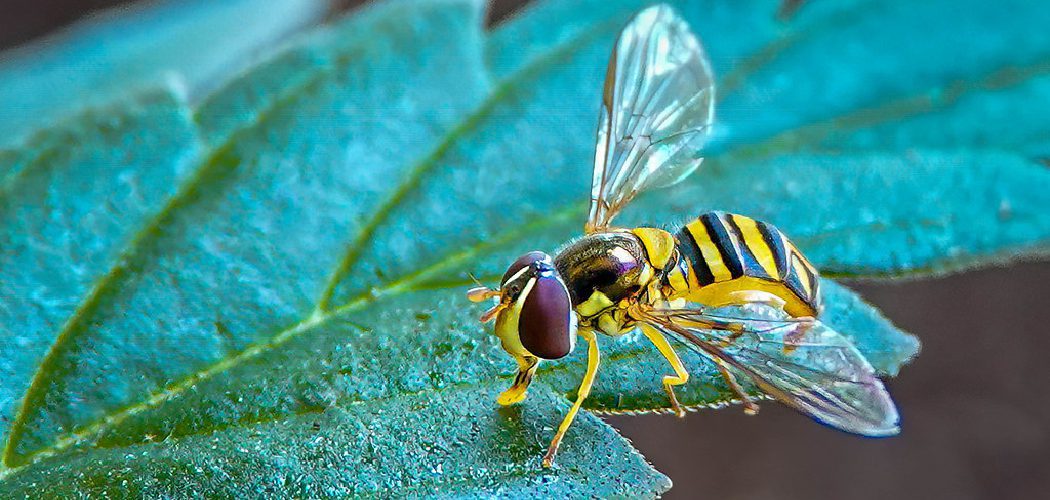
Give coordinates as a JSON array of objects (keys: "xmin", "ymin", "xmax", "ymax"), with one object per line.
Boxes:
[
  {"xmin": 497, "ymin": 355, "xmax": 540, "ymax": 406},
  {"xmin": 712, "ymin": 357, "xmax": 760, "ymax": 415},
  {"xmin": 640, "ymin": 323, "xmax": 690, "ymax": 418},
  {"xmin": 656, "ymin": 312, "xmax": 746, "ymax": 344},
  {"xmin": 542, "ymin": 329, "xmax": 600, "ymax": 468}
]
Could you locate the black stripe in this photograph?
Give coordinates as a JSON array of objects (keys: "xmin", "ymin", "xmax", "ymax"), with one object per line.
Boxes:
[
  {"xmin": 786, "ymin": 250, "xmax": 819, "ymax": 305},
  {"xmin": 723, "ymin": 214, "xmax": 768, "ymax": 279},
  {"xmin": 783, "ymin": 253, "xmax": 808, "ymax": 303},
  {"xmin": 700, "ymin": 212, "xmax": 743, "ymax": 279},
  {"xmin": 796, "ymin": 251, "xmax": 820, "ymax": 302},
  {"xmin": 676, "ymin": 227, "xmax": 714, "ymax": 286},
  {"xmin": 755, "ymin": 221, "xmax": 789, "ymax": 279}
]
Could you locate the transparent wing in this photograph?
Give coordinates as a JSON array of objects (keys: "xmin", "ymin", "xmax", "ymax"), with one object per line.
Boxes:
[
  {"xmin": 639, "ymin": 303, "xmax": 900, "ymax": 436},
  {"xmin": 587, "ymin": 4, "xmax": 715, "ymax": 233}
]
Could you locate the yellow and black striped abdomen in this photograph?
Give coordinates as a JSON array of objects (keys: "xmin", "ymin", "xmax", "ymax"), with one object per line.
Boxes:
[{"xmin": 664, "ymin": 211, "xmax": 821, "ymax": 317}]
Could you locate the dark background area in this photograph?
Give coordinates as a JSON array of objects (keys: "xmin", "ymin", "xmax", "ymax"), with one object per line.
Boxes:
[{"xmin": 4, "ymin": 1, "xmax": 1048, "ymax": 498}]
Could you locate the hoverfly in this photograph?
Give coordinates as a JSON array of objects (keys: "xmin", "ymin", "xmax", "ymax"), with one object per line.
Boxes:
[{"xmin": 467, "ymin": 4, "xmax": 899, "ymax": 467}]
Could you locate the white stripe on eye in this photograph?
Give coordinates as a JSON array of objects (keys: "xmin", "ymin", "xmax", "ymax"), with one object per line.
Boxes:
[
  {"xmin": 559, "ymin": 279, "xmax": 579, "ymax": 352},
  {"xmin": 504, "ymin": 266, "xmax": 532, "ymax": 285}
]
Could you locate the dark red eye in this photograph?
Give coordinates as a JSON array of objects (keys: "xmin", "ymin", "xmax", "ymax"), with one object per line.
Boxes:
[
  {"xmin": 519, "ymin": 273, "xmax": 576, "ymax": 360},
  {"xmin": 501, "ymin": 251, "xmax": 551, "ymax": 286}
]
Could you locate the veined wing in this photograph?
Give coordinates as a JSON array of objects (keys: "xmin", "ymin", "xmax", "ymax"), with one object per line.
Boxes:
[
  {"xmin": 639, "ymin": 304, "xmax": 900, "ymax": 436},
  {"xmin": 587, "ymin": 4, "xmax": 715, "ymax": 233}
]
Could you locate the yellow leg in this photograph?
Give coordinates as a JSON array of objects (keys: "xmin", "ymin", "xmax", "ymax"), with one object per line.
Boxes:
[
  {"xmin": 640, "ymin": 323, "xmax": 690, "ymax": 418},
  {"xmin": 712, "ymin": 357, "xmax": 759, "ymax": 415},
  {"xmin": 542, "ymin": 329, "xmax": 600, "ymax": 468},
  {"xmin": 497, "ymin": 355, "xmax": 539, "ymax": 406}
]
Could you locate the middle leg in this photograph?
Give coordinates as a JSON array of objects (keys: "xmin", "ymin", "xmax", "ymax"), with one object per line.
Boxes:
[{"xmin": 640, "ymin": 323, "xmax": 690, "ymax": 417}]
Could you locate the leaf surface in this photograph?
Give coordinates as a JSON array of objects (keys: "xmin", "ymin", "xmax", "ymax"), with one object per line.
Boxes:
[
  {"xmin": 0, "ymin": 0, "xmax": 327, "ymax": 145},
  {"xmin": 0, "ymin": 1, "xmax": 671, "ymax": 496},
  {"xmin": 2, "ymin": 0, "xmax": 1050, "ymax": 495},
  {"xmin": 0, "ymin": 89, "xmax": 203, "ymax": 448}
]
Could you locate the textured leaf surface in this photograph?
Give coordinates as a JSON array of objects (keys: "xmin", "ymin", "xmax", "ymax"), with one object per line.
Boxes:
[
  {"xmin": 0, "ymin": 89, "xmax": 203, "ymax": 447},
  {"xmin": 0, "ymin": 382, "xmax": 668, "ymax": 497},
  {"xmin": 2, "ymin": 0, "xmax": 1049, "ymax": 495},
  {"xmin": 712, "ymin": 0, "xmax": 1050, "ymax": 154},
  {"xmin": 0, "ymin": 0, "xmax": 327, "ymax": 145}
]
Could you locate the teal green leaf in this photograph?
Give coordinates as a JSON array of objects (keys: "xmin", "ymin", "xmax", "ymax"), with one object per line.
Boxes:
[
  {"xmin": 0, "ymin": 0, "xmax": 327, "ymax": 145},
  {"xmin": 2, "ymin": 0, "xmax": 1050, "ymax": 495}
]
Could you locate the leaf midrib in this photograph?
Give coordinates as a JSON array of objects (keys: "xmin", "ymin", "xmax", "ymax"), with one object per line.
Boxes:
[
  {"xmin": 0, "ymin": 5, "xmax": 401, "ymax": 471},
  {"xmin": 0, "ymin": 12, "xmax": 626, "ymax": 478}
]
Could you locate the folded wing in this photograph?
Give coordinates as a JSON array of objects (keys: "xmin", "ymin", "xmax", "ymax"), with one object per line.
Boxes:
[{"xmin": 641, "ymin": 304, "xmax": 900, "ymax": 436}]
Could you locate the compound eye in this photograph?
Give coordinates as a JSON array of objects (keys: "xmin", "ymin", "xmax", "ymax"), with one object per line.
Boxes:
[
  {"xmin": 519, "ymin": 273, "xmax": 576, "ymax": 360},
  {"xmin": 501, "ymin": 251, "xmax": 552, "ymax": 286}
]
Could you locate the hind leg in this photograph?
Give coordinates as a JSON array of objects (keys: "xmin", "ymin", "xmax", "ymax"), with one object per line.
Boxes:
[{"xmin": 711, "ymin": 357, "xmax": 760, "ymax": 415}]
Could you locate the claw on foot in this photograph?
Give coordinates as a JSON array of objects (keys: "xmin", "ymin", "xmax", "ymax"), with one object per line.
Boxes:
[
  {"xmin": 497, "ymin": 387, "xmax": 528, "ymax": 406},
  {"xmin": 542, "ymin": 438, "xmax": 562, "ymax": 468},
  {"xmin": 664, "ymin": 382, "xmax": 686, "ymax": 418}
]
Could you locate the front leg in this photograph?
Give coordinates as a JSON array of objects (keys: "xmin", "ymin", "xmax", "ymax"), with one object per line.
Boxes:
[
  {"xmin": 542, "ymin": 329, "xmax": 600, "ymax": 468},
  {"xmin": 497, "ymin": 355, "xmax": 539, "ymax": 406}
]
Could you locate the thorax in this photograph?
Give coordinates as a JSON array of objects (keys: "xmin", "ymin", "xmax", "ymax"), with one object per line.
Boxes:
[{"xmin": 553, "ymin": 228, "xmax": 677, "ymax": 336}]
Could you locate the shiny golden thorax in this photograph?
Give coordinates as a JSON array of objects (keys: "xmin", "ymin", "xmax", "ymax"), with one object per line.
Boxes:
[{"xmin": 552, "ymin": 227, "xmax": 679, "ymax": 336}]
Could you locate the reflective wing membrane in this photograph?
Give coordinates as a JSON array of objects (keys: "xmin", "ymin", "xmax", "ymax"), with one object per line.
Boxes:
[
  {"xmin": 587, "ymin": 4, "xmax": 716, "ymax": 232},
  {"xmin": 640, "ymin": 304, "xmax": 900, "ymax": 436}
]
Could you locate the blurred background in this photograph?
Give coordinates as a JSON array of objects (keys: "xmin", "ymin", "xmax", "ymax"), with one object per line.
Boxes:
[{"xmin": 3, "ymin": 1, "xmax": 1048, "ymax": 498}]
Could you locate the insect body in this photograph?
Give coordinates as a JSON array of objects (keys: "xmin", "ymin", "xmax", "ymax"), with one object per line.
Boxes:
[{"xmin": 468, "ymin": 4, "xmax": 899, "ymax": 468}]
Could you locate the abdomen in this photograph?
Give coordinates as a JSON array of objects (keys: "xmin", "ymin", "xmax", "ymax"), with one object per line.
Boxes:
[{"xmin": 662, "ymin": 211, "xmax": 821, "ymax": 317}]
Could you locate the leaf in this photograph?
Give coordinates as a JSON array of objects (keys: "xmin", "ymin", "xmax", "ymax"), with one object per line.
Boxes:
[
  {"xmin": 2, "ymin": 0, "xmax": 1049, "ymax": 495},
  {"xmin": 0, "ymin": 0, "xmax": 328, "ymax": 145}
]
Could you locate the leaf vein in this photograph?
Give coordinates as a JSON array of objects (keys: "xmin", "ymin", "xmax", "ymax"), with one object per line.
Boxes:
[
  {"xmin": 0, "ymin": 40, "xmax": 364, "ymax": 470},
  {"xmin": 0, "ymin": 16, "xmax": 623, "ymax": 478}
]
